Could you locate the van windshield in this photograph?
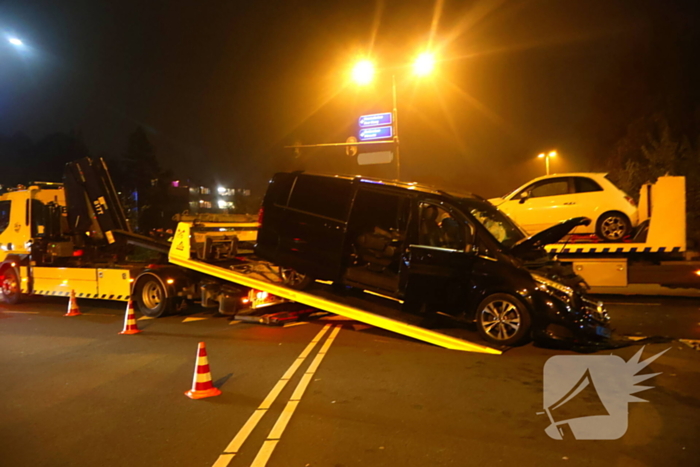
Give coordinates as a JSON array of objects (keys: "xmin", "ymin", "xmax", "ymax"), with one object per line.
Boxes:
[{"xmin": 456, "ymin": 198, "xmax": 526, "ymax": 249}]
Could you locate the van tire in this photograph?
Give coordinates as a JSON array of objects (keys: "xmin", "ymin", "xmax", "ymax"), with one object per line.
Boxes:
[
  {"xmin": 596, "ymin": 211, "xmax": 631, "ymax": 242},
  {"xmin": 279, "ymin": 267, "xmax": 313, "ymax": 290},
  {"xmin": 475, "ymin": 293, "xmax": 531, "ymax": 347}
]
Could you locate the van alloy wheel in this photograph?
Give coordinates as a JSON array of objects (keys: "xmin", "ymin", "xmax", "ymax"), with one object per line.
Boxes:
[
  {"xmin": 481, "ymin": 301, "xmax": 520, "ymax": 341},
  {"xmin": 475, "ymin": 293, "xmax": 531, "ymax": 346},
  {"xmin": 279, "ymin": 267, "xmax": 312, "ymax": 290}
]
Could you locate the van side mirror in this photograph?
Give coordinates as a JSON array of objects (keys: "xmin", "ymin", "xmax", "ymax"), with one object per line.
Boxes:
[{"xmin": 518, "ymin": 191, "xmax": 530, "ymax": 204}]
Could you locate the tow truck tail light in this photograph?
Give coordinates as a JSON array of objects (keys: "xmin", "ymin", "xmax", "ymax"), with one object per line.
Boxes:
[
  {"xmin": 73, "ymin": 249, "xmax": 84, "ymax": 257},
  {"xmin": 625, "ymin": 196, "xmax": 636, "ymax": 207},
  {"xmin": 257, "ymin": 207, "xmax": 264, "ymax": 225}
]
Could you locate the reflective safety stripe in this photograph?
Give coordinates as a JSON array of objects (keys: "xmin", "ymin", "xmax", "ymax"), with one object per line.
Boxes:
[{"xmin": 195, "ymin": 373, "xmax": 212, "ymax": 383}]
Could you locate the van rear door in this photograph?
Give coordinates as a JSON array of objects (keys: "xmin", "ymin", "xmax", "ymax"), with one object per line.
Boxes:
[{"xmin": 277, "ymin": 175, "xmax": 352, "ymax": 280}]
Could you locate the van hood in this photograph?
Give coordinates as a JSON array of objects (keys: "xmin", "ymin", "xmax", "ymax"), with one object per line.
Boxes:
[{"xmin": 510, "ymin": 217, "xmax": 591, "ymax": 257}]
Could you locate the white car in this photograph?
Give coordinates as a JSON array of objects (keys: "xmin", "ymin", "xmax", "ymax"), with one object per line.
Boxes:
[{"xmin": 489, "ymin": 173, "xmax": 639, "ymax": 241}]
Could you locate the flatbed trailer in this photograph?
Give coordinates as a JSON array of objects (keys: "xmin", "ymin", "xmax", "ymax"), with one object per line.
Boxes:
[{"xmin": 544, "ymin": 176, "xmax": 700, "ymax": 295}]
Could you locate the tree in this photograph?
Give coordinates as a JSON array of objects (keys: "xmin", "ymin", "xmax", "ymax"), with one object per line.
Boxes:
[{"xmin": 122, "ymin": 127, "xmax": 162, "ymax": 232}]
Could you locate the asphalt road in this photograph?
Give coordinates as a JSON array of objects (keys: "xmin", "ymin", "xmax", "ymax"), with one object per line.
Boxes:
[{"xmin": 1, "ymin": 295, "xmax": 699, "ymax": 467}]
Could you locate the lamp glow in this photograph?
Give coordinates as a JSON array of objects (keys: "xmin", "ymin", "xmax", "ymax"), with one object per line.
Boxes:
[
  {"xmin": 8, "ymin": 37, "xmax": 23, "ymax": 46},
  {"xmin": 413, "ymin": 52, "xmax": 435, "ymax": 76},
  {"xmin": 352, "ymin": 60, "xmax": 375, "ymax": 85}
]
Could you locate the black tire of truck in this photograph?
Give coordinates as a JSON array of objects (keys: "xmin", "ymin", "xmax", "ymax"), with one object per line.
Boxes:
[
  {"xmin": 1, "ymin": 267, "xmax": 22, "ymax": 305},
  {"xmin": 134, "ymin": 275, "xmax": 173, "ymax": 318}
]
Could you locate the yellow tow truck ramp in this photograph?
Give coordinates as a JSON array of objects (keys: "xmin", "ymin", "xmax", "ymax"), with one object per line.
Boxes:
[{"xmin": 170, "ymin": 222, "xmax": 501, "ymax": 355}]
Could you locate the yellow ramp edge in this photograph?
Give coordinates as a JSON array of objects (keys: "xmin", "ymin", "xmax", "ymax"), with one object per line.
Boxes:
[{"xmin": 169, "ymin": 255, "xmax": 500, "ymax": 355}]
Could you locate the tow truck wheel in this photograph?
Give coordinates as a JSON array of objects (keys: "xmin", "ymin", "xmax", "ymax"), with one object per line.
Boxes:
[
  {"xmin": 475, "ymin": 294, "xmax": 531, "ymax": 347},
  {"xmin": 279, "ymin": 267, "xmax": 312, "ymax": 290},
  {"xmin": 134, "ymin": 275, "xmax": 173, "ymax": 318},
  {"xmin": 1, "ymin": 268, "xmax": 22, "ymax": 305},
  {"xmin": 596, "ymin": 211, "xmax": 631, "ymax": 242}
]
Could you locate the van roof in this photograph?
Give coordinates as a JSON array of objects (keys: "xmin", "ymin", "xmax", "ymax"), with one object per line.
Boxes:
[{"xmin": 295, "ymin": 172, "xmax": 484, "ymax": 201}]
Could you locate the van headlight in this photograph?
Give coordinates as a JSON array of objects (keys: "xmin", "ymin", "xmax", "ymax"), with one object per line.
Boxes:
[{"xmin": 532, "ymin": 273, "xmax": 574, "ymax": 298}]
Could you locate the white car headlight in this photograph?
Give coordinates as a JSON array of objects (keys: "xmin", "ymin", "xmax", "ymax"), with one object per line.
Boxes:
[{"xmin": 532, "ymin": 273, "xmax": 574, "ymax": 298}]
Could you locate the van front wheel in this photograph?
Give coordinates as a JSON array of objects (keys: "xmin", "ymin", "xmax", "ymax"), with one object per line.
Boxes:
[
  {"xmin": 475, "ymin": 294, "xmax": 531, "ymax": 347},
  {"xmin": 279, "ymin": 267, "xmax": 313, "ymax": 290}
]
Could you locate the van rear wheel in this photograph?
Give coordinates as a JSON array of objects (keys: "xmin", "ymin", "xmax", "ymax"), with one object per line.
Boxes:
[
  {"xmin": 279, "ymin": 267, "xmax": 312, "ymax": 290},
  {"xmin": 475, "ymin": 293, "xmax": 531, "ymax": 346}
]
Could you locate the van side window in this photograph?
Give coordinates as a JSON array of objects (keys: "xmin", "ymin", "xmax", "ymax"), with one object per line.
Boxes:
[
  {"xmin": 271, "ymin": 174, "xmax": 296, "ymax": 206},
  {"xmin": 288, "ymin": 175, "xmax": 352, "ymax": 220},
  {"xmin": 418, "ymin": 203, "xmax": 471, "ymax": 250},
  {"xmin": 351, "ymin": 189, "xmax": 409, "ymax": 236},
  {"xmin": 0, "ymin": 201, "xmax": 10, "ymax": 235}
]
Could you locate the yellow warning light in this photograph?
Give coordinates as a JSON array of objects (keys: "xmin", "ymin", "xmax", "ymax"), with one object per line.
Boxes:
[
  {"xmin": 129, "ymin": 278, "xmax": 134, "ymax": 283},
  {"xmin": 695, "ymin": 270, "xmax": 700, "ymax": 276},
  {"xmin": 10, "ymin": 262, "xmax": 16, "ymax": 267},
  {"xmin": 241, "ymin": 298, "xmax": 250, "ymax": 304},
  {"xmin": 166, "ymin": 278, "xmax": 175, "ymax": 284}
]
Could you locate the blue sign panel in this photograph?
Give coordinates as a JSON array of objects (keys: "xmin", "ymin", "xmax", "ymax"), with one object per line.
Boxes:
[
  {"xmin": 359, "ymin": 112, "xmax": 393, "ymax": 128},
  {"xmin": 359, "ymin": 125, "xmax": 393, "ymax": 141}
]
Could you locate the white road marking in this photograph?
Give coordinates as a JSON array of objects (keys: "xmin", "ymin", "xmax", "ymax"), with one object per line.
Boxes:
[
  {"xmin": 283, "ymin": 321, "xmax": 308, "ymax": 328},
  {"xmin": 250, "ymin": 325, "xmax": 342, "ymax": 467},
  {"xmin": 211, "ymin": 324, "xmax": 332, "ymax": 467},
  {"xmin": 182, "ymin": 316, "xmax": 209, "ymax": 323}
]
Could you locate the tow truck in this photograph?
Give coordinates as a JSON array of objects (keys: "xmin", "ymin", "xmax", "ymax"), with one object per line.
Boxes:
[
  {"xmin": 0, "ymin": 157, "xmax": 500, "ymax": 354},
  {"xmin": 544, "ymin": 176, "xmax": 700, "ymax": 295},
  {"xmin": 0, "ymin": 157, "xmax": 275, "ymax": 317}
]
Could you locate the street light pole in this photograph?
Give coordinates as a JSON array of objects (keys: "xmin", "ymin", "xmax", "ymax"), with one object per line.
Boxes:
[
  {"xmin": 392, "ymin": 74, "xmax": 400, "ymax": 181},
  {"xmin": 537, "ymin": 150, "xmax": 557, "ymax": 175}
]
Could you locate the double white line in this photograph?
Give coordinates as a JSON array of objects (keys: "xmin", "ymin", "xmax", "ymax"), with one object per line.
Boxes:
[{"xmin": 213, "ymin": 324, "xmax": 341, "ymax": 467}]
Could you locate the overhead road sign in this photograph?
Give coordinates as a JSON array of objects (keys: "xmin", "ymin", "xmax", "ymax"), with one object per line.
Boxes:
[
  {"xmin": 359, "ymin": 126, "xmax": 393, "ymax": 141},
  {"xmin": 358, "ymin": 151, "xmax": 394, "ymax": 166},
  {"xmin": 359, "ymin": 112, "xmax": 392, "ymax": 128}
]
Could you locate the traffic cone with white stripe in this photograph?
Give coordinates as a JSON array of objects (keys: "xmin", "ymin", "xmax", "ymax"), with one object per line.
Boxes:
[
  {"xmin": 118, "ymin": 298, "xmax": 142, "ymax": 335},
  {"xmin": 64, "ymin": 290, "xmax": 82, "ymax": 317},
  {"xmin": 185, "ymin": 342, "xmax": 221, "ymax": 399}
]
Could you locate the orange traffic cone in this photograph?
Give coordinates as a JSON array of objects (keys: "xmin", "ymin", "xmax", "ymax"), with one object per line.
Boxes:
[
  {"xmin": 185, "ymin": 342, "xmax": 222, "ymax": 399},
  {"xmin": 118, "ymin": 299, "xmax": 142, "ymax": 335},
  {"xmin": 64, "ymin": 290, "xmax": 82, "ymax": 317}
]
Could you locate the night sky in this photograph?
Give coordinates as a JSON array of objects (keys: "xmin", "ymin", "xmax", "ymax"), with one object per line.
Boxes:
[{"xmin": 0, "ymin": 0, "xmax": 695, "ymax": 198}]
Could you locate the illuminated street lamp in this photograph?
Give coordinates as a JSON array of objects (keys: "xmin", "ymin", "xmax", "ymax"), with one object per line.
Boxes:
[
  {"xmin": 538, "ymin": 150, "xmax": 557, "ymax": 175},
  {"xmin": 351, "ymin": 60, "xmax": 375, "ymax": 86},
  {"xmin": 413, "ymin": 52, "xmax": 435, "ymax": 77},
  {"xmin": 8, "ymin": 37, "xmax": 23, "ymax": 46},
  {"xmin": 351, "ymin": 52, "xmax": 437, "ymax": 180}
]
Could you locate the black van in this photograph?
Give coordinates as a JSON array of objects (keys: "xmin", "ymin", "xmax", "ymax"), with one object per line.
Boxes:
[{"xmin": 256, "ymin": 172, "xmax": 610, "ymax": 347}]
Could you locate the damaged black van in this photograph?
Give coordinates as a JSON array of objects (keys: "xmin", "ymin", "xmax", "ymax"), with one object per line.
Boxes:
[{"xmin": 256, "ymin": 172, "xmax": 610, "ymax": 347}]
